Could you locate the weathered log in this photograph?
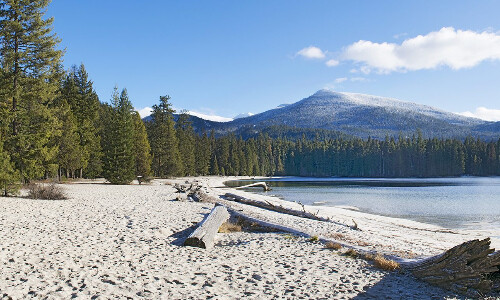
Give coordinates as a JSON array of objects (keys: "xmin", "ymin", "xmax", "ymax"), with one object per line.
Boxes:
[
  {"xmin": 174, "ymin": 183, "xmax": 202, "ymax": 201},
  {"xmin": 183, "ymin": 205, "xmax": 230, "ymax": 249},
  {"xmin": 223, "ymin": 192, "xmax": 339, "ymax": 224},
  {"xmin": 236, "ymin": 182, "xmax": 271, "ymax": 191},
  {"xmin": 406, "ymin": 238, "xmax": 500, "ymax": 297}
]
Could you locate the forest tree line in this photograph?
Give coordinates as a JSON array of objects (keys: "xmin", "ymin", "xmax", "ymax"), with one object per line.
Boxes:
[{"xmin": 1, "ymin": 1, "xmax": 500, "ymax": 196}]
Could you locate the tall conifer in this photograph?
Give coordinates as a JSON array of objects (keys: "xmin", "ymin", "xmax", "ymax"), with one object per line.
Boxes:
[
  {"xmin": 0, "ymin": 0, "xmax": 64, "ymax": 181},
  {"xmin": 132, "ymin": 111, "xmax": 152, "ymax": 179},
  {"xmin": 102, "ymin": 88, "xmax": 135, "ymax": 184},
  {"xmin": 60, "ymin": 64, "xmax": 102, "ymax": 178},
  {"xmin": 176, "ymin": 111, "xmax": 195, "ymax": 176},
  {"xmin": 147, "ymin": 95, "xmax": 182, "ymax": 177}
]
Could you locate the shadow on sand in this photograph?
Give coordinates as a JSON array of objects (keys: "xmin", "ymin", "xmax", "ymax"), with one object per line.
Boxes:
[{"xmin": 351, "ymin": 271, "xmax": 463, "ymax": 300}]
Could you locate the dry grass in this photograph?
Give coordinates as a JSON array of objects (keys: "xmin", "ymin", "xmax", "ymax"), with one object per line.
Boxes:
[
  {"xmin": 372, "ymin": 254, "xmax": 400, "ymax": 271},
  {"xmin": 392, "ymin": 249, "xmax": 419, "ymax": 259},
  {"xmin": 344, "ymin": 248, "xmax": 359, "ymax": 258},
  {"xmin": 308, "ymin": 235, "xmax": 319, "ymax": 243},
  {"xmin": 325, "ymin": 241, "xmax": 342, "ymax": 250},
  {"xmin": 324, "ymin": 232, "xmax": 346, "ymax": 240},
  {"xmin": 283, "ymin": 234, "xmax": 298, "ymax": 240},
  {"xmin": 353, "ymin": 240, "xmax": 371, "ymax": 247},
  {"xmin": 27, "ymin": 183, "xmax": 67, "ymax": 200},
  {"xmin": 218, "ymin": 221, "xmax": 242, "ymax": 233}
]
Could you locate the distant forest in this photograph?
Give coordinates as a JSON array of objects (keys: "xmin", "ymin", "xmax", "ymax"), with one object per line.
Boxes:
[{"xmin": 1, "ymin": 2, "xmax": 500, "ymax": 195}]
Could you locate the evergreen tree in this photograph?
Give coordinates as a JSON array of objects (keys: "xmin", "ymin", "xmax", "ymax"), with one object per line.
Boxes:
[
  {"xmin": 60, "ymin": 64, "xmax": 102, "ymax": 178},
  {"xmin": 102, "ymin": 87, "xmax": 135, "ymax": 184},
  {"xmin": 132, "ymin": 111, "xmax": 152, "ymax": 179},
  {"xmin": 176, "ymin": 111, "xmax": 195, "ymax": 176},
  {"xmin": 56, "ymin": 101, "xmax": 83, "ymax": 179},
  {"xmin": 147, "ymin": 95, "xmax": 182, "ymax": 177},
  {"xmin": 194, "ymin": 132, "xmax": 211, "ymax": 175},
  {"xmin": 0, "ymin": 135, "xmax": 17, "ymax": 196},
  {"xmin": 0, "ymin": 0, "xmax": 64, "ymax": 181}
]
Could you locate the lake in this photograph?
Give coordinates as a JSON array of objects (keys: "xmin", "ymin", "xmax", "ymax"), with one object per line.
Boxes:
[{"xmin": 225, "ymin": 177, "xmax": 500, "ymax": 235}]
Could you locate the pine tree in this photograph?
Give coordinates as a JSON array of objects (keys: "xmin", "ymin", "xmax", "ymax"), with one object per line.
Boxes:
[
  {"xmin": 0, "ymin": 135, "xmax": 17, "ymax": 196},
  {"xmin": 132, "ymin": 111, "xmax": 152, "ymax": 179},
  {"xmin": 147, "ymin": 95, "xmax": 182, "ymax": 177},
  {"xmin": 176, "ymin": 111, "xmax": 195, "ymax": 176},
  {"xmin": 102, "ymin": 87, "xmax": 135, "ymax": 184},
  {"xmin": 0, "ymin": 0, "xmax": 64, "ymax": 181},
  {"xmin": 195, "ymin": 132, "xmax": 211, "ymax": 175},
  {"xmin": 56, "ymin": 101, "xmax": 83, "ymax": 179},
  {"xmin": 60, "ymin": 64, "xmax": 102, "ymax": 178}
]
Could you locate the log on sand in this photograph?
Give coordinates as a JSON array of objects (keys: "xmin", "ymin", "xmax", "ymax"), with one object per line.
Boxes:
[
  {"xmin": 223, "ymin": 192, "xmax": 337, "ymax": 224},
  {"xmin": 182, "ymin": 180, "xmax": 500, "ymax": 296},
  {"xmin": 183, "ymin": 205, "xmax": 230, "ymax": 249},
  {"xmin": 235, "ymin": 181, "xmax": 271, "ymax": 191},
  {"xmin": 406, "ymin": 238, "xmax": 500, "ymax": 297}
]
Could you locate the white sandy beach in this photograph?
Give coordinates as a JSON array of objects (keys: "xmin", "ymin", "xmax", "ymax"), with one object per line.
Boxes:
[{"xmin": 0, "ymin": 176, "xmax": 494, "ymax": 299}]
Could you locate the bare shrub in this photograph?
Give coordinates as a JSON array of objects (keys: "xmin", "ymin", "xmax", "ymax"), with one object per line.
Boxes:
[
  {"xmin": 373, "ymin": 254, "xmax": 400, "ymax": 271},
  {"xmin": 27, "ymin": 183, "xmax": 67, "ymax": 200},
  {"xmin": 218, "ymin": 221, "xmax": 242, "ymax": 233},
  {"xmin": 325, "ymin": 241, "xmax": 342, "ymax": 250}
]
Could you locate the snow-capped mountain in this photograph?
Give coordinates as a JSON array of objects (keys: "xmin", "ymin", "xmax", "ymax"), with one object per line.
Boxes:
[
  {"xmin": 144, "ymin": 90, "xmax": 499, "ymax": 139},
  {"xmin": 215, "ymin": 90, "xmax": 494, "ymax": 138}
]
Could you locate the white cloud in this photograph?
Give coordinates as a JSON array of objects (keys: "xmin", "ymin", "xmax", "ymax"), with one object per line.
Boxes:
[
  {"xmin": 137, "ymin": 107, "xmax": 153, "ymax": 118},
  {"xmin": 393, "ymin": 32, "xmax": 408, "ymax": 39},
  {"xmin": 342, "ymin": 27, "xmax": 500, "ymax": 73},
  {"xmin": 334, "ymin": 77, "xmax": 347, "ymax": 83},
  {"xmin": 296, "ymin": 46, "xmax": 326, "ymax": 59},
  {"xmin": 458, "ymin": 107, "xmax": 500, "ymax": 122},
  {"xmin": 350, "ymin": 77, "xmax": 368, "ymax": 82},
  {"xmin": 326, "ymin": 59, "xmax": 339, "ymax": 67}
]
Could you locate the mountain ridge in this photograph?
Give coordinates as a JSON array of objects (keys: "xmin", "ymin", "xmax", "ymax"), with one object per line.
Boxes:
[{"xmin": 144, "ymin": 90, "xmax": 499, "ymax": 139}]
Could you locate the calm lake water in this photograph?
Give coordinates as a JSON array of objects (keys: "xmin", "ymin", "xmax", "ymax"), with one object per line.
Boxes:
[{"xmin": 225, "ymin": 177, "xmax": 500, "ymax": 234}]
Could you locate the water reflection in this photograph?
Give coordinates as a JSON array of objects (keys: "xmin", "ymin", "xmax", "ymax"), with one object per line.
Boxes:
[{"xmin": 225, "ymin": 177, "xmax": 500, "ymax": 232}]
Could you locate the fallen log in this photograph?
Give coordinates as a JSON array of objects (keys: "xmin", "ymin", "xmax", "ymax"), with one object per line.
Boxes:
[
  {"xmin": 183, "ymin": 205, "xmax": 230, "ymax": 249},
  {"xmin": 406, "ymin": 238, "xmax": 500, "ymax": 297},
  {"xmin": 223, "ymin": 192, "xmax": 341, "ymax": 224},
  {"xmin": 236, "ymin": 181, "xmax": 271, "ymax": 191}
]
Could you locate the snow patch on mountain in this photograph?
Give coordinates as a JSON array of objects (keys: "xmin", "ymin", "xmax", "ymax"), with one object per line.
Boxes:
[
  {"xmin": 137, "ymin": 107, "xmax": 153, "ymax": 118},
  {"xmin": 234, "ymin": 112, "xmax": 254, "ymax": 119},
  {"xmin": 187, "ymin": 111, "xmax": 233, "ymax": 122}
]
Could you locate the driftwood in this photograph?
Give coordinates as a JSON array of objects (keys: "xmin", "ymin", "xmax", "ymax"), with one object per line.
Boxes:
[
  {"xmin": 174, "ymin": 183, "xmax": 202, "ymax": 201},
  {"xmin": 236, "ymin": 182, "xmax": 271, "ymax": 191},
  {"xmin": 406, "ymin": 238, "xmax": 500, "ymax": 297},
  {"xmin": 183, "ymin": 205, "xmax": 230, "ymax": 249},
  {"xmin": 223, "ymin": 192, "xmax": 337, "ymax": 224}
]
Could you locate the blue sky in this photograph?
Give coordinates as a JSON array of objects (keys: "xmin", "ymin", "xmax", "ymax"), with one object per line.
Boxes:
[{"xmin": 48, "ymin": 1, "xmax": 500, "ymax": 121}]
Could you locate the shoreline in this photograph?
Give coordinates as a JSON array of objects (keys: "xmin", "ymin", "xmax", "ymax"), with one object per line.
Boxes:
[
  {"xmin": 220, "ymin": 176, "xmax": 500, "ymax": 251},
  {"xmin": 0, "ymin": 176, "xmax": 494, "ymax": 298}
]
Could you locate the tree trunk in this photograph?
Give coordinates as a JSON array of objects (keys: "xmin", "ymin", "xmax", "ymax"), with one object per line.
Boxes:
[
  {"xmin": 183, "ymin": 205, "xmax": 230, "ymax": 249},
  {"xmin": 407, "ymin": 238, "xmax": 500, "ymax": 297},
  {"xmin": 12, "ymin": 20, "xmax": 19, "ymax": 136}
]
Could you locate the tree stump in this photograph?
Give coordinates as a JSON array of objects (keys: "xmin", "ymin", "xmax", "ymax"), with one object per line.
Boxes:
[
  {"xmin": 183, "ymin": 205, "xmax": 230, "ymax": 249},
  {"xmin": 407, "ymin": 238, "xmax": 500, "ymax": 297}
]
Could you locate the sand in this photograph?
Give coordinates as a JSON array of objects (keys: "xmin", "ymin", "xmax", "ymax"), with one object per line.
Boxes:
[{"xmin": 0, "ymin": 176, "xmax": 491, "ymax": 299}]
